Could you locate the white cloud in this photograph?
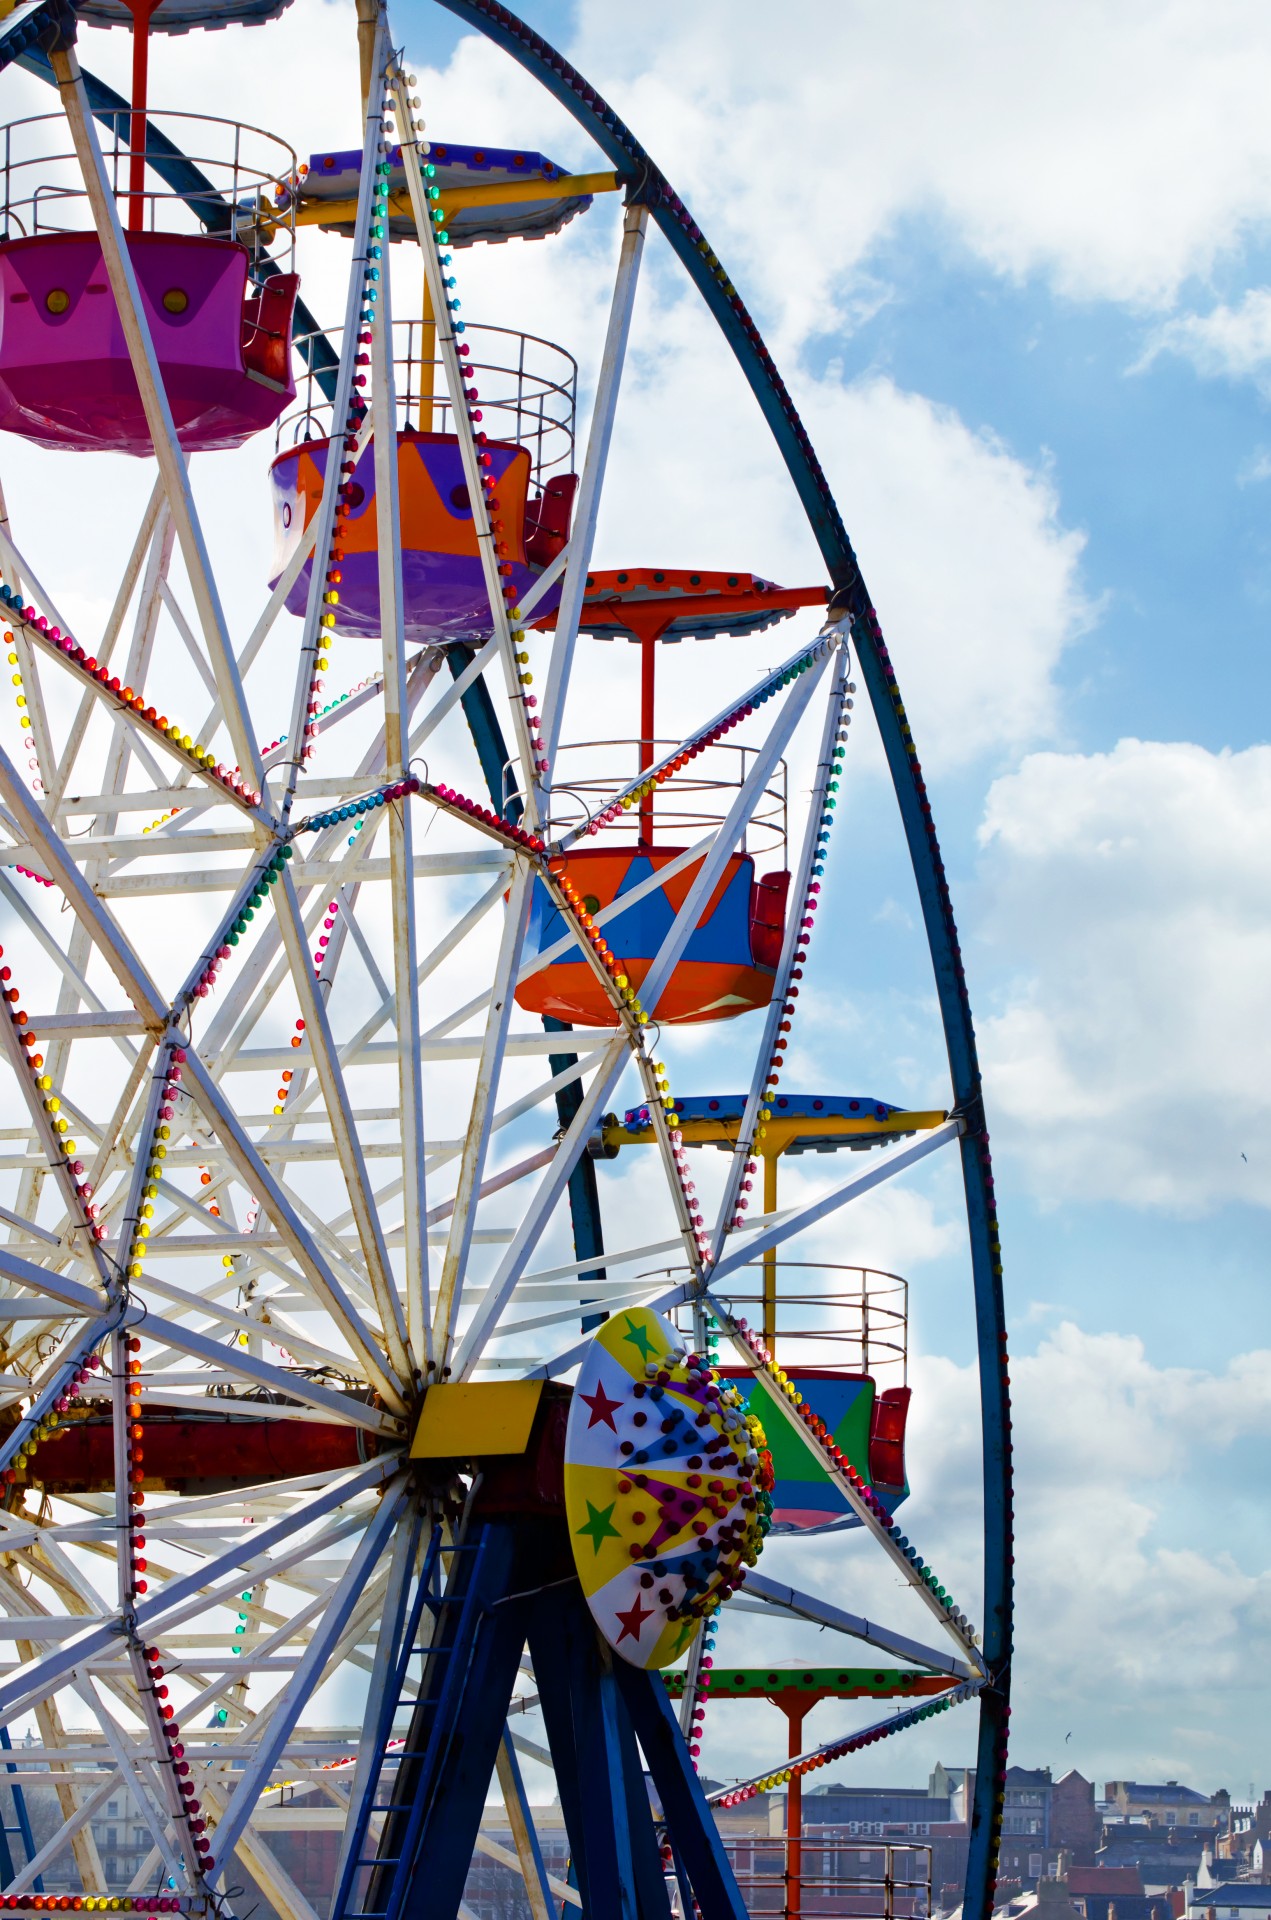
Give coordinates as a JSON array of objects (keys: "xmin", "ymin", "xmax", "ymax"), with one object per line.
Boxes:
[
  {"xmin": 696, "ymin": 1322, "xmax": 1271, "ymax": 1788},
  {"xmin": 1137, "ymin": 289, "xmax": 1271, "ymax": 390},
  {"xmin": 569, "ymin": 0, "xmax": 1271, "ymax": 316},
  {"xmin": 976, "ymin": 739, "xmax": 1271, "ymax": 1212},
  {"xmin": 0, "ymin": 6, "xmax": 1094, "ymax": 784}
]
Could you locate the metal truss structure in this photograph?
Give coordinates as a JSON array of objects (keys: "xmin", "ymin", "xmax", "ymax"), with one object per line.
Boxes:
[{"xmin": 0, "ymin": 3, "xmax": 1012, "ymax": 1917}]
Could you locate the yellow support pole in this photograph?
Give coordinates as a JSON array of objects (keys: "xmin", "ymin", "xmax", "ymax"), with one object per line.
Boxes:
[
  {"xmin": 291, "ymin": 170, "xmax": 623, "ymax": 231},
  {"xmin": 419, "ymin": 274, "xmax": 436, "ymax": 432}
]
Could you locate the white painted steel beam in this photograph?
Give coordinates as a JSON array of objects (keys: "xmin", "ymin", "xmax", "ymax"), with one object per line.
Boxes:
[{"xmin": 540, "ymin": 204, "xmax": 649, "ymax": 767}]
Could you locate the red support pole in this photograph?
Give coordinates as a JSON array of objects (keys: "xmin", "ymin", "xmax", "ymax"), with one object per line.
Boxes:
[
  {"xmin": 638, "ymin": 632, "xmax": 656, "ymax": 846},
  {"xmin": 126, "ymin": 2, "xmax": 157, "ymax": 233},
  {"xmin": 785, "ymin": 1702, "xmax": 805, "ymax": 1920}
]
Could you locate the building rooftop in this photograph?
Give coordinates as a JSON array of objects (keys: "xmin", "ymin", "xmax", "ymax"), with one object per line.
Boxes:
[
  {"xmin": 1068, "ymin": 1869, "xmax": 1145, "ymax": 1896},
  {"xmin": 1109, "ymin": 1784, "xmax": 1216, "ymax": 1808},
  {"xmin": 1188, "ymin": 1892, "xmax": 1271, "ymax": 1911}
]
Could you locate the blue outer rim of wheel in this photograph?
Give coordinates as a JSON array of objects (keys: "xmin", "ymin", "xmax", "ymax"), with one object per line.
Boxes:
[{"xmin": 429, "ymin": 4, "xmax": 1014, "ymax": 1909}]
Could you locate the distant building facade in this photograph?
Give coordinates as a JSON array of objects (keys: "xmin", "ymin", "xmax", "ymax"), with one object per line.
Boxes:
[
  {"xmin": 1053, "ymin": 1772, "xmax": 1101, "ymax": 1867},
  {"xmin": 1107, "ymin": 1785, "xmax": 1229, "ymax": 1830}
]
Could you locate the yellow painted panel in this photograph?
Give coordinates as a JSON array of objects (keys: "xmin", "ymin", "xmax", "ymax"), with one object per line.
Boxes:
[{"xmin": 410, "ymin": 1380, "xmax": 543, "ymax": 1459}]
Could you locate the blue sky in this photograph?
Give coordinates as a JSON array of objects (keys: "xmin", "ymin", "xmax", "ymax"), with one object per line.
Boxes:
[
  {"xmin": 387, "ymin": 0, "xmax": 1271, "ymax": 1792},
  {"xmin": 14, "ymin": 0, "xmax": 1267, "ymax": 1807}
]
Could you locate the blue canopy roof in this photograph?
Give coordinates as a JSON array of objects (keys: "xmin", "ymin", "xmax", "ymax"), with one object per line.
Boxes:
[
  {"xmin": 76, "ymin": 0, "xmax": 294, "ymax": 27},
  {"xmin": 296, "ymin": 139, "xmax": 594, "ymax": 248}
]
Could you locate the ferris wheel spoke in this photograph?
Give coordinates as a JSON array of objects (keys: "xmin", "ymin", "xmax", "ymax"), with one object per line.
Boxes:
[
  {"xmin": 122, "ymin": 1310, "xmax": 395, "ymax": 1432},
  {"xmin": 707, "ymin": 1116, "xmax": 962, "ymax": 1288},
  {"xmin": 270, "ymin": 875, "xmax": 411, "ymax": 1383},
  {"xmin": 474, "ymin": 1275, "xmax": 692, "ymax": 1348},
  {"xmin": 410, "ymin": 634, "xmax": 498, "ymax": 748},
  {"xmin": 51, "ymin": 42, "xmax": 265, "ymax": 791},
  {"xmin": 459, "ymin": 674, "xmax": 830, "ymax": 1371},
  {"xmin": 709, "ymin": 1571, "xmax": 975, "ymax": 1680},
  {"xmin": 0, "ymin": 1456, "xmax": 396, "ymax": 1725},
  {"xmin": 71, "ymin": 1673, "xmax": 189, "ymax": 1885},
  {"xmin": 710, "ymin": 637, "xmax": 852, "ymax": 1255},
  {"xmin": 454, "ymin": 1031, "xmax": 627, "ymax": 1377},
  {"xmin": 432, "ymin": 863, "xmax": 535, "ymax": 1362},
  {"xmin": 392, "ymin": 70, "xmax": 540, "ymax": 816},
  {"xmin": 179, "ymin": 1046, "xmax": 407, "ymax": 1408},
  {"xmin": 539, "ymin": 201, "xmax": 650, "ymax": 767},
  {"xmin": 707, "ymin": 1290, "xmax": 984, "ymax": 1665},
  {"xmin": 0, "ymin": 747, "xmax": 168, "ymax": 1024}
]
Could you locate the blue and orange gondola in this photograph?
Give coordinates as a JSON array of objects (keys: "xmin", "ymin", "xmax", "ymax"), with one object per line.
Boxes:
[{"xmin": 516, "ymin": 569, "xmax": 827, "ymax": 1026}]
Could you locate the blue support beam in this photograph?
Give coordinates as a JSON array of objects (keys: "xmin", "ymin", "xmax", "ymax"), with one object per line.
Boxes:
[
  {"xmin": 612, "ymin": 1658, "xmax": 748, "ymax": 1920},
  {"xmin": 339, "ymin": 1513, "xmax": 730, "ymax": 1920}
]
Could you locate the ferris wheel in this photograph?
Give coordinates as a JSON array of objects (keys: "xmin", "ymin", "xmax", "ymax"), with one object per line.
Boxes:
[{"xmin": 0, "ymin": 4, "xmax": 1013, "ymax": 1919}]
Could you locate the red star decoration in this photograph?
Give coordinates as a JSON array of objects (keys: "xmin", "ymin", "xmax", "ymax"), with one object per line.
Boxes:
[
  {"xmin": 615, "ymin": 1594, "xmax": 654, "ymax": 1644},
  {"xmin": 581, "ymin": 1380, "xmax": 623, "ymax": 1431}
]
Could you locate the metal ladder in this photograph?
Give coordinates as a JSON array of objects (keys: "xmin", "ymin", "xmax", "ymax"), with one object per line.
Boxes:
[
  {"xmin": 333, "ymin": 1524, "xmax": 494, "ymax": 1920},
  {"xmin": 0, "ymin": 1724, "xmax": 41, "ymax": 1892}
]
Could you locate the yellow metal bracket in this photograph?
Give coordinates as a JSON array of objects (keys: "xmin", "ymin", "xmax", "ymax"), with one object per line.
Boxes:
[
  {"xmin": 602, "ymin": 1109, "xmax": 950, "ymax": 1156},
  {"xmin": 410, "ymin": 1380, "xmax": 544, "ymax": 1459},
  {"xmin": 294, "ymin": 170, "xmax": 623, "ymax": 232}
]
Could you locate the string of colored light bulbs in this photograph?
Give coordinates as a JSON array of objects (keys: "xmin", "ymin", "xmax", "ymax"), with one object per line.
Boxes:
[
  {"xmin": 706, "ymin": 1295, "xmax": 980, "ymax": 1653},
  {"xmin": 418, "ymin": 779, "xmax": 716, "ymax": 1266},
  {"xmin": 557, "ymin": 632, "xmax": 840, "ymax": 849},
  {"xmin": 0, "ymin": 586, "xmax": 261, "ymax": 809},
  {"xmin": 707, "ymin": 642, "xmax": 853, "ymax": 1254},
  {"xmin": 105, "ymin": 834, "xmax": 342, "ymax": 1880},
  {"xmin": 705, "ymin": 1679, "xmax": 986, "ymax": 1810},
  {"xmin": 1, "ymin": 578, "xmax": 42, "ymax": 796},
  {"xmin": 116, "ymin": 1041, "xmax": 220, "ymax": 1889},
  {"xmin": 394, "ymin": 61, "xmax": 549, "ymax": 780},
  {"xmin": 0, "ymin": 934, "xmax": 116, "ymax": 1491},
  {"xmin": 141, "ymin": 672, "xmax": 383, "ymax": 838},
  {"xmin": 286, "ymin": 61, "xmax": 395, "ymax": 786},
  {"xmin": 1, "ymin": 1896, "xmax": 203, "ymax": 1912}
]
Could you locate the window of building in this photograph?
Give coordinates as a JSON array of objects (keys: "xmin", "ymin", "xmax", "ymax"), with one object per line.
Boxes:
[{"xmin": 1190, "ymin": 1815, "xmax": 1200, "ymax": 1826}]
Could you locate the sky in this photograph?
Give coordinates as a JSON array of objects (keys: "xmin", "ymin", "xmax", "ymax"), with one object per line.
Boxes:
[
  {"xmin": 3, "ymin": 0, "xmax": 1269, "ymax": 1811},
  {"xmin": 400, "ymin": 0, "xmax": 1271, "ymax": 1802}
]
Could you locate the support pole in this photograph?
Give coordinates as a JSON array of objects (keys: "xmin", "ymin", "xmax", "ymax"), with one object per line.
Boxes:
[
  {"xmin": 419, "ymin": 276, "xmax": 436, "ymax": 432},
  {"xmin": 371, "ymin": 114, "xmax": 430, "ymax": 1376},
  {"xmin": 763, "ymin": 1150, "xmax": 778, "ymax": 1351},
  {"xmin": 125, "ymin": 1, "xmax": 156, "ymax": 232},
  {"xmin": 639, "ymin": 632, "xmax": 656, "ymax": 845},
  {"xmin": 784, "ymin": 1700, "xmax": 806, "ymax": 1920}
]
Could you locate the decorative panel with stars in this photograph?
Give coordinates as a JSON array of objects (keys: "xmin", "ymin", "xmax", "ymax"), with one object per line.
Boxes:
[{"xmin": 563, "ymin": 1306, "xmax": 774, "ymax": 1670}]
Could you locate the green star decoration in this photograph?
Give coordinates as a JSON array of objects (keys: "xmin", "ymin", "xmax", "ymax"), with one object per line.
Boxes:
[
  {"xmin": 576, "ymin": 1500, "xmax": 621, "ymax": 1555},
  {"xmin": 621, "ymin": 1315, "xmax": 655, "ymax": 1360}
]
